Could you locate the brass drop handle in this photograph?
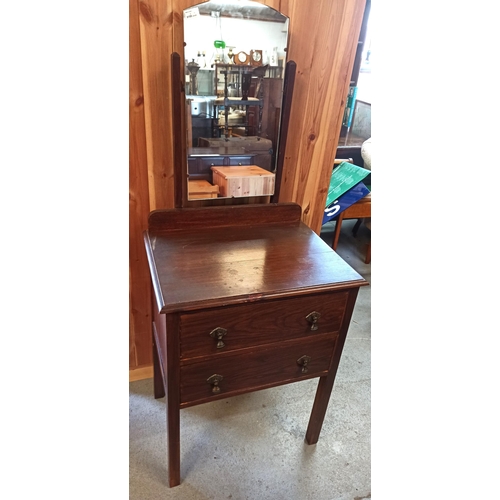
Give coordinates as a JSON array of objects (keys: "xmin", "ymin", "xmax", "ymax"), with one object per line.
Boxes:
[
  {"xmin": 306, "ymin": 311, "xmax": 321, "ymax": 331},
  {"xmin": 209, "ymin": 327, "xmax": 227, "ymax": 348},
  {"xmin": 297, "ymin": 355, "xmax": 312, "ymax": 373},
  {"xmin": 207, "ymin": 374, "xmax": 223, "ymax": 394}
]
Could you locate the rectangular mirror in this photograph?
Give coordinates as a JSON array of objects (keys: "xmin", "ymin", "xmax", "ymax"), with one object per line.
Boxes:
[{"xmin": 183, "ymin": 0, "xmax": 289, "ymax": 201}]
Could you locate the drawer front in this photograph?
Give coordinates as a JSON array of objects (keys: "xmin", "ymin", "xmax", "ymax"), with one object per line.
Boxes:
[
  {"xmin": 180, "ymin": 335, "xmax": 336, "ymax": 405},
  {"xmin": 199, "ymin": 157, "xmax": 225, "ymax": 171},
  {"xmin": 179, "ymin": 292, "xmax": 348, "ymax": 359},
  {"xmin": 227, "ymin": 155, "xmax": 253, "ymax": 166},
  {"xmin": 187, "ymin": 158, "xmax": 197, "ymax": 171}
]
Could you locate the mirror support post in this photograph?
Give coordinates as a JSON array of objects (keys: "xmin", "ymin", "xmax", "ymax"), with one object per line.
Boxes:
[
  {"xmin": 171, "ymin": 52, "xmax": 186, "ymax": 208},
  {"xmin": 271, "ymin": 60, "xmax": 296, "ymax": 203}
]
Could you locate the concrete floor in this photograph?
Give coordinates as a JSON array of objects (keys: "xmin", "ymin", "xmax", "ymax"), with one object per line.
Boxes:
[{"xmin": 129, "ymin": 219, "xmax": 371, "ymax": 500}]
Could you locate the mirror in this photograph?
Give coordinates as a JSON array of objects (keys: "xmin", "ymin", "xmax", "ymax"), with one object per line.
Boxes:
[{"xmin": 183, "ymin": 0, "xmax": 289, "ymax": 201}]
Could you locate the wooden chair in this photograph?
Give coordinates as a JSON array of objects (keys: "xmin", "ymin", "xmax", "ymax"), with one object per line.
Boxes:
[
  {"xmin": 332, "ymin": 193, "xmax": 371, "ymax": 263},
  {"xmin": 330, "ymin": 158, "xmax": 371, "ymax": 264}
]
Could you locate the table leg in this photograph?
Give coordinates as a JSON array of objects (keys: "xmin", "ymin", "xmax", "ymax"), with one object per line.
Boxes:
[
  {"xmin": 305, "ymin": 288, "xmax": 359, "ymax": 444},
  {"xmin": 165, "ymin": 314, "xmax": 181, "ymax": 487},
  {"xmin": 152, "ymin": 328, "xmax": 165, "ymax": 399},
  {"xmin": 167, "ymin": 403, "xmax": 181, "ymax": 487},
  {"xmin": 305, "ymin": 373, "xmax": 337, "ymax": 444}
]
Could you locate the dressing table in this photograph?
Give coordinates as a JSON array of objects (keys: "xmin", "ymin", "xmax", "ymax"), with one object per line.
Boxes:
[{"xmin": 143, "ymin": 202, "xmax": 368, "ymax": 487}]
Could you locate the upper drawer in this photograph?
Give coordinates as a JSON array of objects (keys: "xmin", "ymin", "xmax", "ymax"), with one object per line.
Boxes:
[
  {"xmin": 227, "ymin": 155, "xmax": 253, "ymax": 166},
  {"xmin": 198, "ymin": 157, "xmax": 225, "ymax": 171},
  {"xmin": 179, "ymin": 292, "xmax": 348, "ymax": 359}
]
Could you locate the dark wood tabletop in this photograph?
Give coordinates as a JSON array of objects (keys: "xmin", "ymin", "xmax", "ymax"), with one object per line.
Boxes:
[{"xmin": 144, "ymin": 203, "xmax": 367, "ymax": 313}]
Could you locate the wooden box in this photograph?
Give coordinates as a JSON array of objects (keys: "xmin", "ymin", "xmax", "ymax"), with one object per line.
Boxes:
[
  {"xmin": 211, "ymin": 165, "xmax": 275, "ymax": 197},
  {"xmin": 188, "ymin": 180, "xmax": 219, "ymax": 199}
]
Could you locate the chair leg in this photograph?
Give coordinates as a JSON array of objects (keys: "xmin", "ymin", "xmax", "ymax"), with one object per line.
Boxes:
[
  {"xmin": 352, "ymin": 218, "xmax": 362, "ymax": 236},
  {"xmin": 365, "ymin": 241, "xmax": 371, "ymax": 264},
  {"xmin": 332, "ymin": 212, "xmax": 345, "ymax": 251}
]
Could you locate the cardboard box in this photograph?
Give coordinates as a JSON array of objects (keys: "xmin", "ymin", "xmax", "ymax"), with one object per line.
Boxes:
[
  {"xmin": 211, "ymin": 165, "xmax": 275, "ymax": 197},
  {"xmin": 188, "ymin": 180, "xmax": 219, "ymax": 199}
]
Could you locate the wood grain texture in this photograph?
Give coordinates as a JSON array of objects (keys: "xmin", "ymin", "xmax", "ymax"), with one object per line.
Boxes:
[
  {"xmin": 211, "ymin": 165, "xmax": 275, "ymax": 197},
  {"xmin": 180, "ymin": 334, "xmax": 336, "ymax": 406},
  {"xmin": 148, "ymin": 202, "xmax": 301, "ymax": 231},
  {"xmin": 129, "ymin": 365, "xmax": 154, "ymax": 382},
  {"xmin": 271, "ymin": 60, "xmax": 296, "ymax": 202},
  {"xmin": 145, "ymin": 205, "xmax": 367, "ymax": 313},
  {"xmin": 129, "ymin": 0, "xmax": 366, "ymax": 369},
  {"xmin": 165, "ymin": 313, "xmax": 181, "ymax": 487},
  {"xmin": 179, "ymin": 291, "xmax": 348, "ymax": 359},
  {"xmin": 138, "ymin": 0, "xmax": 176, "ymax": 211},
  {"xmin": 171, "ymin": 52, "xmax": 186, "ymax": 208},
  {"xmin": 277, "ymin": 0, "xmax": 366, "ymax": 233},
  {"xmin": 146, "ymin": 204, "xmax": 367, "ymax": 485},
  {"xmin": 305, "ymin": 287, "xmax": 360, "ymax": 444},
  {"xmin": 130, "ymin": 0, "xmax": 153, "ymax": 369},
  {"xmin": 134, "ymin": 0, "xmax": 365, "ymax": 223},
  {"xmin": 152, "ymin": 323, "xmax": 165, "ymax": 397}
]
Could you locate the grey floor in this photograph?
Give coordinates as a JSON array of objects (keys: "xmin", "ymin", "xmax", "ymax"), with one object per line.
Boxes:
[{"xmin": 129, "ymin": 219, "xmax": 371, "ymax": 500}]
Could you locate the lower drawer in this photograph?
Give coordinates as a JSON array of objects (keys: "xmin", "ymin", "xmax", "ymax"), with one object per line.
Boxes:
[{"xmin": 180, "ymin": 335, "xmax": 336, "ymax": 406}]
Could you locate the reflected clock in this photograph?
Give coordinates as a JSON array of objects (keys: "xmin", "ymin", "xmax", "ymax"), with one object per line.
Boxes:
[
  {"xmin": 250, "ymin": 50, "xmax": 263, "ymax": 66},
  {"xmin": 234, "ymin": 51, "xmax": 249, "ymax": 65}
]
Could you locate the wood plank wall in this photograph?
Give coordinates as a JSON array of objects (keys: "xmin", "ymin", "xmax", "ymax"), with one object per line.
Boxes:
[
  {"xmin": 129, "ymin": 0, "xmax": 366, "ymax": 371},
  {"xmin": 279, "ymin": 0, "xmax": 366, "ymax": 231},
  {"xmin": 130, "ymin": 0, "xmax": 153, "ymax": 369}
]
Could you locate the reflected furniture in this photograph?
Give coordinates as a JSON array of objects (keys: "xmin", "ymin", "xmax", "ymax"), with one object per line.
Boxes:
[
  {"xmin": 187, "ymin": 147, "xmax": 255, "ymax": 182},
  {"xmin": 180, "ymin": 0, "xmax": 292, "ymax": 202},
  {"xmin": 173, "ymin": 50, "xmax": 296, "ymax": 203},
  {"xmin": 187, "ymin": 180, "xmax": 219, "ymax": 199},
  {"xmin": 211, "ymin": 165, "xmax": 275, "ymax": 197},
  {"xmin": 197, "ymin": 136, "xmax": 273, "ymax": 172},
  {"xmin": 213, "ymin": 63, "xmax": 265, "ymax": 140},
  {"xmin": 144, "ymin": 203, "xmax": 368, "ymax": 486}
]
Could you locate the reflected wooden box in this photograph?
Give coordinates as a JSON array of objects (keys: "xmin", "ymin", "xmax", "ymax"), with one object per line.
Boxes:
[
  {"xmin": 188, "ymin": 180, "xmax": 219, "ymax": 199},
  {"xmin": 198, "ymin": 137, "xmax": 273, "ymax": 171},
  {"xmin": 211, "ymin": 165, "xmax": 275, "ymax": 198}
]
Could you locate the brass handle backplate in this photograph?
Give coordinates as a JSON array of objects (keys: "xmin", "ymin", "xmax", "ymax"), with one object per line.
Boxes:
[
  {"xmin": 209, "ymin": 327, "xmax": 227, "ymax": 348},
  {"xmin": 306, "ymin": 311, "xmax": 321, "ymax": 331},
  {"xmin": 207, "ymin": 374, "xmax": 223, "ymax": 394},
  {"xmin": 297, "ymin": 355, "xmax": 312, "ymax": 373}
]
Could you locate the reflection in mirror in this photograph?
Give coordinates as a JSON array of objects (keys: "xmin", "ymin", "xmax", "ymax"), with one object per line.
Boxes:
[{"xmin": 183, "ymin": 0, "xmax": 289, "ymax": 201}]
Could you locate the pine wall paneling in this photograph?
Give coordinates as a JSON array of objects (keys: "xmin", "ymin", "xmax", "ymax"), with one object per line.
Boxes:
[
  {"xmin": 129, "ymin": 0, "xmax": 366, "ymax": 372},
  {"xmin": 130, "ymin": 0, "xmax": 153, "ymax": 369},
  {"xmin": 277, "ymin": 0, "xmax": 366, "ymax": 232}
]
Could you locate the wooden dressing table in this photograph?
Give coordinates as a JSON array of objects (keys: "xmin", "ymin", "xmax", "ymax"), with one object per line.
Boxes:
[{"xmin": 143, "ymin": 203, "xmax": 368, "ymax": 487}]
